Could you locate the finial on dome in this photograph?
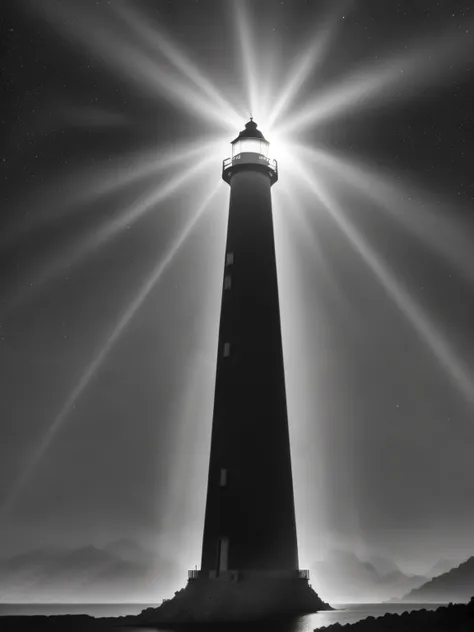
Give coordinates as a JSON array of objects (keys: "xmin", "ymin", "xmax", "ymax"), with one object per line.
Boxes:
[
  {"xmin": 245, "ymin": 118, "xmax": 258, "ymax": 132},
  {"xmin": 231, "ymin": 119, "xmax": 266, "ymax": 142}
]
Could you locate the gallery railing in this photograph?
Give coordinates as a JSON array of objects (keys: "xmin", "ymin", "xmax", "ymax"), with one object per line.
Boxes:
[{"xmin": 188, "ymin": 569, "xmax": 310, "ymax": 581}]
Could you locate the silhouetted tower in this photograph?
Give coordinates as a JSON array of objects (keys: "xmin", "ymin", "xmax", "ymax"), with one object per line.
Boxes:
[
  {"xmin": 200, "ymin": 120, "xmax": 301, "ymax": 577},
  {"xmin": 146, "ymin": 121, "xmax": 327, "ymax": 622}
]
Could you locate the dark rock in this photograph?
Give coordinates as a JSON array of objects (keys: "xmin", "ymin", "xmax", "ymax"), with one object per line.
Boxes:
[{"xmin": 136, "ymin": 576, "xmax": 331, "ymax": 624}]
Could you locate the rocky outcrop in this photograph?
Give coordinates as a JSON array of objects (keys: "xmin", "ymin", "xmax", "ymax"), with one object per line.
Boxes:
[
  {"xmin": 136, "ymin": 576, "xmax": 331, "ymax": 623},
  {"xmin": 319, "ymin": 598, "xmax": 474, "ymax": 631}
]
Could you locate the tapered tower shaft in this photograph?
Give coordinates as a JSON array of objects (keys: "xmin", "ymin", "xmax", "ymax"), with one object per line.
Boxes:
[
  {"xmin": 140, "ymin": 122, "xmax": 329, "ymax": 623},
  {"xmin": 201, "ymin": 120, "xmax": 298, "ymax": 575}
]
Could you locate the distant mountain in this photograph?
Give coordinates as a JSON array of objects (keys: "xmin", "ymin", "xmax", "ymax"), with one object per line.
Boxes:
[
  {"xmin": 427, "ymin": 557, "xmax": 461, "ymax": 579},
  {"xmin": 364, "ymin": 555, "xmax": 400, "ymax": 578},
  {"xmin": 103, "ymin": 538, "xmax": 150, "ymax": 564},
  {"xmin": 400, "ymin": 556, "xmax": 474, "ymax": 603},
  {"xmin": 0, "ymin": 541, "xmax": 175, "ymax": 603},
  {"xmin": 311, "ymin": 549, "xmax": 426, "ymax": 604}
]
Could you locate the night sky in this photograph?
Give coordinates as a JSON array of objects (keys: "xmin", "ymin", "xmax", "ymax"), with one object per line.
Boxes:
[{"xmin": 1, "ymin": 0, "xmax": 474, "ymax": 602}]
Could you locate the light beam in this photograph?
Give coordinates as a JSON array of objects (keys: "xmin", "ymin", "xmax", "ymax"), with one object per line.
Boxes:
[
  {"xmin": 298, "ymin": 145, "xmax": 474, "ymax": 286},
  {"xmin": 280, "ymin": 24, "xmax": 474, "ymax": 135},
  {"xmin": 233, "ymin": 0, "xmax": 260, "ymax": 116},
  {"xmin": 34, "ymin": 1, "xmax": 238, "ymax": 131},
  {"xmin": 6, "ymin": 151, "xmax": 219, "ymax": 311},
  {"xmin": 114, "ymin": 2, "xmax": 242, "ymax": 129},
  {"xmin": 294, "ymin": 161, "xmax": 474, "ymax": 412},
  {"xmin": 266, "ymin": 1, "xmax": 350, "ymax": 129},
  {"xmin": 0, "ymin": 138, "xmax": 224, "ymax": 251},
  {"xmin": 0, "ymin": 184, "xmax": 222, "ymax": 517}
]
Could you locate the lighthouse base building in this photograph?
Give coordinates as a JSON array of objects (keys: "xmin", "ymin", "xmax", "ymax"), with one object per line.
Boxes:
[
  {"xmin": 138, "ymin": 574, "xmax": 328, "ymax": 624},
  {"xmin": 137, "ymin": 121, "xmax": 330, "ymax": 623}
]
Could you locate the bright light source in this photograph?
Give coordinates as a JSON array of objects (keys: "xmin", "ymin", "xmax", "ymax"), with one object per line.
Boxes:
[
  {"xmin": 265, "ymin": 132, "xmax": 294, "ymax": 169},
  {"xmin": 232, "ymin": 138, "xmax": 269, "ymax": 157}
]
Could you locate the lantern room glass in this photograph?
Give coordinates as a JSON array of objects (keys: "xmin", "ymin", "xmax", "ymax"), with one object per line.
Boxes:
[{"xmin": 232, "ymin": 138, "xmax": 270, "ymax": 158}]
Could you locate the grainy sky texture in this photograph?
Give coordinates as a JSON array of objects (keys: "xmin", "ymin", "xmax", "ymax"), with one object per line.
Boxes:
[{"xmin": 1, "ymin": 0, "xmax": 474, "ymax": 601}]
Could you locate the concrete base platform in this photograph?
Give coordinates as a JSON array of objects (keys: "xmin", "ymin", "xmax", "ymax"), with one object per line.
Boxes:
[{"xmin": 137, "ymin": 577, "xmax": 331, "ymax": 624}]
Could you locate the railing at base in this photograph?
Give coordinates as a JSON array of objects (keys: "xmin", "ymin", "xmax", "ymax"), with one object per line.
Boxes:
[
  {"xmin": 222, "ymin": 154, "xmax": 278, "ymax": 174},
  {"xmin": 188, "ymin": 569, "xmax": 310, "ymax": 581}
]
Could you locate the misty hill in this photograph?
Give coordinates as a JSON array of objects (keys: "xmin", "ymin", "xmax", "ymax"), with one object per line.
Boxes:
[
  {"xmin": 426, "ymin": 557, "xmax": 460, "ymax": 579},
  {"xmin": 0, "ymin": 540, "xmax": 174, "ymax": 603},
  {"xmin": 365, "ymin": 555, "xmax": 400, "ymax": 578},
  {"xmin": 102, "ymin": 538, "xmax": 150, "ymax": 564},
  {"xmin": 400, "ymin": 556, "xmax": 474, "ymax": 603},
  {"xmin": 311, "ymin": 549, "xmax": 426, "ymax": 603}
]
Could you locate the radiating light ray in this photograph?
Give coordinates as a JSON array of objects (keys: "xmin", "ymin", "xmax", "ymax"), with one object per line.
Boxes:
[
  {"xmin": 114, "ymin": 2, "xmax": 242, "ymax": 129},
  {"xmin": 278, "ymin": 181, "xmax": 355, "ymax": 315},
  {"xmin": 297, "ymin": 145, "xmax": 474, "ymax": 286},
  {"xmin": 266, "ymin": 1, "xmax": 350, "ymax": 130},
  {"xmin": 0, "ymin": 184, "xmax": 222, "ymax": 518},
  {"xmin": 60, "ymin": 104, "xmax": 129, "ymax": 130},
  {"xmin": 34, "ymin": 1, "xmax": 236, "ymax": 131},
  {"xmin": 266, "ymin": 41, "xmax": 327, "ymax": 130},
  {"xmin": 233, "ymin": 0, "xmax": 259, "ymax": 116},
  {"xmin": 293, "ymin": 160, "xmax": 474, "ymax": 411},
  {"xmin": 280, "ymin": 23, "xmax": 474, "ymax": 135},
  {"xmin": 8, "ymin": 0, "xmax": 472, "ymax": 561},
  {"xmin": 6, "ymin": 152, "xmax": 219, "ymax": 312},
  {"xmin": 0, "ymin": 139, "xmax": 224, "ymax": 251},
  {"xmin": 73, "ymin": 138, "xmax": 224, "ymax": 207},
  {"xmin": 258, "ymin": 50, "xmax": 285, "ymax": 128}
]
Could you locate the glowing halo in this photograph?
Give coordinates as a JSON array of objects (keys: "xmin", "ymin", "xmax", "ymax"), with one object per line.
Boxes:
[{"xmin": 10, "ymin": 0, "xmax": 473, "ymax": 535}]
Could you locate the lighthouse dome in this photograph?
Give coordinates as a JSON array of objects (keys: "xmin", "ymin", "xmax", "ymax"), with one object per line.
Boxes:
[{"xmin": 232, "ymin": 119, "xmax": 267, "ymax": 143}]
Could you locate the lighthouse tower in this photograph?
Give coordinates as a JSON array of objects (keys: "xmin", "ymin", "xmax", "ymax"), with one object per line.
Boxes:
[
  {"xmin": 201, "ymin": 119, "xmax": 299, "ymax": 575},
  {"xmin": 139, "ymin": 121, "xmax": 329, "ymax": 624}
]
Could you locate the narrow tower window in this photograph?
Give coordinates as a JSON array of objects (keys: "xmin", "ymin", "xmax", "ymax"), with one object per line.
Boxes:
[
  {"xmin": 223, "ymin": 342, "xmax": 231, "ymax": 358},
  {"xmin": 217, "ymin": 537, "xmax": 229, "ymax": 574},
  {"xmin": 219, "ymin": 468, "xmax": 228, "ymax": 487},
  {"xmin": 224, "ymin": 275, "xmax": 232, "ymax": 290},
  {"xmin": 226, "ymin": 252, "xmax": 234, "ymax": 266}
]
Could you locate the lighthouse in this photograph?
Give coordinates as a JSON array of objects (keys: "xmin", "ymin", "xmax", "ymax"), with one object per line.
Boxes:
[
  {"xmin": 201, "ymin": 119, "xmax": 299, "ymax": 575},
  {"xmin": 139, "ymin": 121, "xmax": 329, "ymax": 623}
]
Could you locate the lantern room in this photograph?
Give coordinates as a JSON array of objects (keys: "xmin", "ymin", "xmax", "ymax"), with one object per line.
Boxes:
[
  {"xmin": 231, "ymin": 118, "xmax": 269, "ymax": 158},
  {"xmin": 222, "ymin": 119, "xmax": 278, "ymax": 186}
]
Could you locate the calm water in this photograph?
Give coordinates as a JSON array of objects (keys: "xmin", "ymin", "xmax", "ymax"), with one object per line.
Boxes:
[{"xmin": 0, "ymin": 602, "xmax": 446, "ymax": 630}]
